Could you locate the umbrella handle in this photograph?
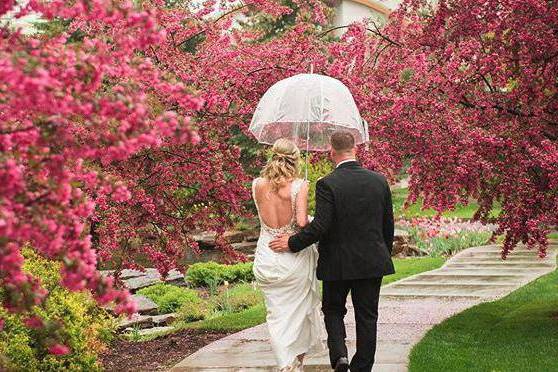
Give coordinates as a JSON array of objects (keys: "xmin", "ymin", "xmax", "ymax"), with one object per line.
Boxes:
[
  {"xmin": 305, "ymin": 62, "xmax": 313, "ymax": 181},
  {"xmin": 305, "ymin": 151, "xmax": 309, "ymax": 180}
]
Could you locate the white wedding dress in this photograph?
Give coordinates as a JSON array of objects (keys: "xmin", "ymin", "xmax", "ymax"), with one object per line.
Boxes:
[{"xmin": 252, "ymin": 178, "xmax": 326, "ymax": 371}]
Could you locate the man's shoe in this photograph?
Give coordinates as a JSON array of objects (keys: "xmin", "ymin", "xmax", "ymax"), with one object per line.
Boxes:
[{"xmin": 334, "ymin": 357, "xmax": 349, "ymax": 372}]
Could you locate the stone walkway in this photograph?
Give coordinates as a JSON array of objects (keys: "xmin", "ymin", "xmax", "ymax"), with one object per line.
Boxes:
[{"xmin": 171, "ymin": 241, "xmax": 557, "ymax": 372}]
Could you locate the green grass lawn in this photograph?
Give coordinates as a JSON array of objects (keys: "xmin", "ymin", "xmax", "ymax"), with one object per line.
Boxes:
[
  {"xmin": 409, "ymin": 257, "xmax": 558, "ymax": 372},
  {"xmin": 384, "ymin": 257, "xmax": 445, "ymax": 286},
  {"xmin": 392, "ymin": 187, "xmax": 501, "ymax": 219},
  {"xmin": 184, "ymin": 257, "xmax": 446, "ymax": 332}
]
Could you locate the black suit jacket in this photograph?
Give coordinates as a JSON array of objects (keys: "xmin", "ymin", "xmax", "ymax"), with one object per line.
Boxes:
[{"xmin": 288, "ymin": 161, "xmax": 395, "ymax": 281}]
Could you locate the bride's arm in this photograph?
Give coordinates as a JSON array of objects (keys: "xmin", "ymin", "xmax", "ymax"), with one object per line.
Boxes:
[{"xmin": 295, "ymin": 181, "xmax": 310, "ymax": 227}]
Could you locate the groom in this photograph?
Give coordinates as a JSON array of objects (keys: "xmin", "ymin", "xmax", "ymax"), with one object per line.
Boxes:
[{"xmin": 270, "ymin": 130, "xmax": 395, "ymax": 372}]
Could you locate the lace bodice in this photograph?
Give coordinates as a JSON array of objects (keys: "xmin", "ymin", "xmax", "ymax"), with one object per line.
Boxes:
[{"xmin": 252, "ymin": 178, "xmax": 305, "ymax": 237}]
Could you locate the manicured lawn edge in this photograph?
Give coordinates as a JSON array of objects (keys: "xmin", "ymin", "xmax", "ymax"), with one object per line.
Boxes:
[
  {"xmin": 181, "ymin": 257, "xmax": 445, "ymax": 333},
  {"xmin": 409, "ymin": 257, "xmax": 558, "ymax": 372}
]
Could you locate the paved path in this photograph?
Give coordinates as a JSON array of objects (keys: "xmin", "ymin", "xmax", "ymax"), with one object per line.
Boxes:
[{"xmin": 171, "ymin": 241, "xmax": 557, "ymax": 372}]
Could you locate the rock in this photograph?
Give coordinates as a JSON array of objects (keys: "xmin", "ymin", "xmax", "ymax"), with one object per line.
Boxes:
[
  {"xmin": 117, "ymin": 314, "xmax": 154, "ymax": 332},
  {"xmin": 152, "ymin": 313, "xmax": 177, "ymax": 326},
  {"xmin": 134, "ymin": 326, "xmax": 174, "ymax": 337},
  {"xmin": 119, "ymin": 269, "xmax": 151, "ymax": 280},
  {"xmin": 223, "ymin": 230, "xmax": 245, "ymax": 244},
  {"xmin": 132, "ymin": 294, "xmax": 159, "ymax": 315},
  {"xmin": 100, "ymin": 270, "xmax": 115, "ymax": 278},
  {"xmin": 191, "ymin": 230, "xmax": 256, "ymax": 247},
  {"xmin": 391, "ymin": 228, "xmax": 423, "ymax": 257},
  {"xmin": 164, "ymin": 269, "xmax": 185, "ymax": 284},
  {"xmin": 191, "ymin": 232, "xmax": 217, "ymax": 248},
  {"xmin": 125, "ymin": 276, "xmax": 162, "ymax": 292},
  {"xmin": 117, "ymin": 268, "xmax": 184, "ymax": 291},
  {"xmin": 231, "ymin": 241, "xmax": 257, "ymax": 254},
  {"xmin": 244, "ymin": 233, "xmax": 259, "ymax": 242}
]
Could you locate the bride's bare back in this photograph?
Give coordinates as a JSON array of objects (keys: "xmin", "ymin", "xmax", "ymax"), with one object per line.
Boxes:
[{"xmin": 253, "ymin": 177, "xmax": 309, "ymax": 229}]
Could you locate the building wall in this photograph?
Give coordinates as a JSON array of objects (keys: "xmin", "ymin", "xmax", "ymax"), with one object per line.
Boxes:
[{"xmin": 332, "ymin": 0, "xmax": 402, "ymax": 35}]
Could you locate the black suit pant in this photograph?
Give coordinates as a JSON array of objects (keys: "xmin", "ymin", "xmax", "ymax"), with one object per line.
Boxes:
[{"xmin": 322, "ymin": 277, "xmax": 383, "ymax": 372}]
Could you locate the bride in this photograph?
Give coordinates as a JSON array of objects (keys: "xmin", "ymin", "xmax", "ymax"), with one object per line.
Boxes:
[{"xmin": 252, "ymin": 138, "xmax": 326, "ymax": 371}]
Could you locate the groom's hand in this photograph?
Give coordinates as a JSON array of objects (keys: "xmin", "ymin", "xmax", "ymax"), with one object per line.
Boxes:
[{"xmin": 270, "ymin": 234, "xmax": 291, "ymax": 252}]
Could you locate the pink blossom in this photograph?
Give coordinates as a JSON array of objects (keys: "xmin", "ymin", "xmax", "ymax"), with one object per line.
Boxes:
[
  {"xmin": 23, "ymin": 316, "xmax": 43, "ymax": 329},
  {"xmin": 47, "ymin": 344, "xmax": 70, "ymax": 356}
]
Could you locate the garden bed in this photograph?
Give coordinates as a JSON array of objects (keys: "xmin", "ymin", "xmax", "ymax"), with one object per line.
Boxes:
[{"xmin": 100, "ymin": 328, "xmax": 230, "ymax": 372}]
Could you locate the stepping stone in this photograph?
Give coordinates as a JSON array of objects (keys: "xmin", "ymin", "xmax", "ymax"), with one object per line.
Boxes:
[
  {"xmin": 413, "ymin": 273, "xmax": 524, "ymax": 284},
  {"xmin": 400, "ymin": 280, "xmax": 518, "ymax": 286},
  {"xmin": 152, "ymin": 313, "xmax": 177, "ymax": 326},
  {"xmin": 117, "ymin": 314, "xmax": 154, "ymax": 332},
  {"xmin": 438, "ymin": 267, "xmax": 550, "ymax": 276},
  {"xmin": 381, "ymin": 282, "xmax": 517, "ymax": 298},
  {"xmin": 446, "ymin": 261, "xmax": 554, "ymax": 268},
  {"xmin": 460, "ymin": 254, "xmax": 545, "ymax": 261},
  {"xmin": 131, "ymin": 294, "xmax": 159, "ymax": 315},
  {"xmin": 454, "ymin": 255, "xmax": 547, "ymax": 262}
]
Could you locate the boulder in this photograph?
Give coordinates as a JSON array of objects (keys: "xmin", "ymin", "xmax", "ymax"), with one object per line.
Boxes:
[
  {"xmin": 119, "ymin": 269, "xmax": 151, "ymax": 280},
  {"xmin": 99, "ymin": 270, "xmax": 114, "ymax": 278},
  {"xmin": 391, "ymin": 229, "xmax": 424, "ymax": 257},
  {"xmin": 152, "ymin": 313, "xmax": 177, "ymax": 326},
  {"xmin": 131, "ymin": 294, "xmax": 159, "ymax": 315},
  {"xmin": 125, "ymin": 276, "xmax": 161, "ymax": 292},
  {"xmin": 122, "ymin": 268, "xmax": 185, "ymax": 291},
  {"xmin": 117, "ymin": 314, "xmax": 154, "ymax": 332},
  {"xmin": 191, "ymin": 229, "xmax": 255, "ymax": 247},
  {"xmin": 190, "ymin": 231, "xmax": 216, "ymax": 248},
  {"xmin": 164, "ymin": 269, "xmax": 185, "ymax": 284},
  {"xmin": 223, "ymin": 230, "xmax": 245, "ymax": 244}
]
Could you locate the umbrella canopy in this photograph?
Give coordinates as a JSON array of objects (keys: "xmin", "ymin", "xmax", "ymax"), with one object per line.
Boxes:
[{"xmin": 249, "ymin": 73, "xmax": 368, "ymax": 152}]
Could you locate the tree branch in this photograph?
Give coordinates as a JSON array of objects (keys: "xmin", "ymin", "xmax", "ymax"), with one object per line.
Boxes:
[
  {"xmin": 175, "ymin": 4, "xmax": 248, "ymax": 48},
  {"xmin": 318, "ymin": 23, "xmax": 402, "ymax": 47}
]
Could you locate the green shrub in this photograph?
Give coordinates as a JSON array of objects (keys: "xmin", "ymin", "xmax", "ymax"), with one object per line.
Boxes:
[
  {"xmin": 185, "ymin": 262, "xmax": 254, "ymax": 288},
  {"xmin": 212, "ymin": 283, "xmax": 263, "ymax": 313},
  {"xmin": 178, "ymin": 299, "xmax": 210, "ymax": 322},
  {"xmin": 137, "ymin": 283, "xmax": 201, "ymax": 314},
  {"xmin": 226, "ymin": 262, "xmax": 254, "ymax": 283},
  {"xmin": 0, "ymin": 250, "xmax": 115, "ymax": 372}
]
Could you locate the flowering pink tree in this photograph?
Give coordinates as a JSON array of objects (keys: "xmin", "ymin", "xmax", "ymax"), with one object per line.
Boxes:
[
  {"xmin": 0, "ymin": 0, "xmax": 201, "ymax": 345},
  {"xmin": 0, "ymin": 0, "xmax": 333, "ymax": 350},
  {"xmin": 332, "ymin": 0, "xmax": 558, "ymax": 257}
]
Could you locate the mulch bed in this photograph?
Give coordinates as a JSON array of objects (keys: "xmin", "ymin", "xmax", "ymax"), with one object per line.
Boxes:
[{"xmin": 100, "ymin": 328, "xmax": 231, "ymax": 371}]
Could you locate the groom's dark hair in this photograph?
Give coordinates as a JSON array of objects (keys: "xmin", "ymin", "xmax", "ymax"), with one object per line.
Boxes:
[{"xmin": 330, "ymin": 131, "xmax": 355, "ymax": 152}]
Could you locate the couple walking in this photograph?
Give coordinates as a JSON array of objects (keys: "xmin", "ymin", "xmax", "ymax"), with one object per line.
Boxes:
[{"xmin": 252, "ymin": 130, "xmax": 395, "ymax": 372}]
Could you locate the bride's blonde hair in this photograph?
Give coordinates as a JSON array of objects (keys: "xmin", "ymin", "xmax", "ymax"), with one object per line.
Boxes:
[{"xmin": 261, "ymin": 138, "xmax": 301, "ymax": 192}]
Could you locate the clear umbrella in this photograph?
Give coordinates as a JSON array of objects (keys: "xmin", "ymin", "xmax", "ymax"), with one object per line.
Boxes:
[{"xmin": 249, "ymin": 72, "xmax": 369, "ymax": 177}]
